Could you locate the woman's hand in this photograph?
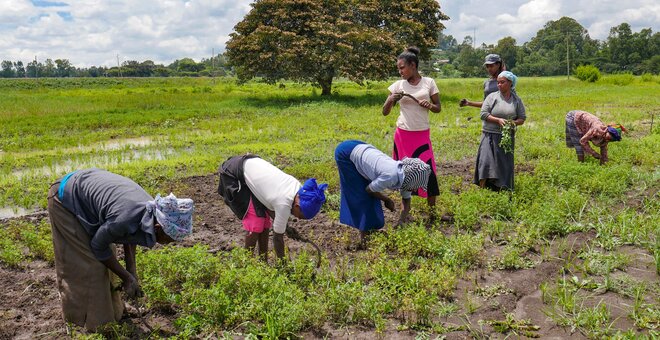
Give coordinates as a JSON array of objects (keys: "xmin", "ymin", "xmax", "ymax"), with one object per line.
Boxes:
[
  {"xmin": 390, "ymin": 93, "xmax": 403, "ymax": 103},
  {"xmin": 497, "ymin": 118, "xmax": 507, "ymax": 127},
  {"xmin": 459, "ymin": 99, "xmax": 468, "ymax": 107},
  {"xmin": 383, "ymin": 198, "xmax": 396, "ymax": 212},
  {"xmin": 418, "ymin": 99, "xmax": 432, "ymax": 110},
  {"xmin": 122, "ymin": 274, "xmax": 143, "ymax": 299}
]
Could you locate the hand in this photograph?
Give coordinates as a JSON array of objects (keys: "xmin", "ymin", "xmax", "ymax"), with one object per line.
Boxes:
[
  {"xmin": 396, "ymin": 213, "xmax": 413, "ymax": 226},
  {"xmin": 383, "ymin": 198, "xmax": 396, "ymax": 212},
  {"xmin": 459, "ymin": 99, "xmax": 468, "ymax": 107},
  {"xmin": 122, "ymin": 275, "xmax": 143, "ymax": 299},
  {"xmin": 498, "ymin": 118, "xmax": 507, "ymax": 127},
  {"xmin": 390, "ymin": 93, "xmax": 403, "ymax": 102},
  {"xmin": 418, "ymin": 99, "xmax": 432, "ymax": 109},
  {"xmin": 593, "ymin": 153, "xmax": 601, "ymax": 159}
]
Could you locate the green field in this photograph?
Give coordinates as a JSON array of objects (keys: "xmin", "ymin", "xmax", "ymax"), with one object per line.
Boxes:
[{"xmin": 0, "ymin": 76, "xmax": 658, "ymax": 338}]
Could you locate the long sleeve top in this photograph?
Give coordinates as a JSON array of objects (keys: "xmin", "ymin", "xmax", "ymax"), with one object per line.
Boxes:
[
  {"xmin": 60, "ymin": 168, "xmax": 157, "ymax": 261},
  {"xmin": 480, "ymin": 91, "xmax": 526, "ymax": 134},
  {"xmin": 349, "ymin": 144, "xmax": 410, "ymax": 199}
]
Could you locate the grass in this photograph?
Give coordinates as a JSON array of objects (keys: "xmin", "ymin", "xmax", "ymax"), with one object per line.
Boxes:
[{"xmin": 1, "ymin": 75, "xmax": 658, "ymax": 337}]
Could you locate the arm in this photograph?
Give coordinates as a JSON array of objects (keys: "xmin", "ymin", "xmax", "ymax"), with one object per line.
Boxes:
[
  {"xmin": 383, "ymin": 92, "xmax": 403, "ymax": 116},
  {"xmin": 101, "ymin": 254, "xmax": 141, "ymax": 298},
  {"xmin": 460, "ymin": 99, "xmax": 484, "ymax": 108},
  {"xmin": 398, "ymin": 197, "xmax": 411, "ymax": 225},
  {"xmin": 365, "ymin": 187, "xmax": 395, "ymax": 211},
  {"xmin": 124, "ymin": 243, "xmax": 137, "ymax": 278},
  {"xmin": 273, "ymin": 232, "xmax": 285, "ymax": 260},
  {"xmin": 599, "ymin": 144, "xmax": 608, "ymax": 165},
  {"xmin": 579, "ymin": 129, "xmax": 601, "ymax": 158},
  {"xmin": 514, "ymin": 97, "xmax": 526, "ymax": 126},
  {"xmin": 418, "ymin": 93, "xmax": 441, "ymax": 113},
  {"xmin": 486, "ymin": 115, "xmax": 507, "ymax": 127},
  {"xmin": 90, "ymin": 221, "xmax": 141, "ymax": 297}
]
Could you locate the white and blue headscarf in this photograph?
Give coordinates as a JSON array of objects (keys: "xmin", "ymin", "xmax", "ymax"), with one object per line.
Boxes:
[
  {"xmin": 146, "ymin": 193, "xmax": 194, "ymax": 241},
  {"xmin": 499, "ymin": 71, "xmax": 518, "ymax": 90}
]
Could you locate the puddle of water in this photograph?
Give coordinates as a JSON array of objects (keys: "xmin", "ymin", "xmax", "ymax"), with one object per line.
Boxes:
[
  {"xmin": 95, "ymin": 137, "xmax": 153, "ymax": 151},
  {"xmin": 7, "ymin": 148, "xmax": 175, "ymax": 180},
  {"xmin": 0, "ymin": 206, "xmax": 36, "ymax": 219}
]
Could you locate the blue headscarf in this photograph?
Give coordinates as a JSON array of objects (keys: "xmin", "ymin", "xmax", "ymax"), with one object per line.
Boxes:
[
  {"xmin": 298, "ymin": 178, "xmax": 328, "ymax": 219},
  {"xmin": 146, "ymin": 193, "xmax": 194, "ymax": 241},
  {"xmin": 499, "ymin": 71, "xmax": 518, "ymax": 90},
  {"xmin": 607, "ymin": 126, "xmax": 622, "ymax": 141}
]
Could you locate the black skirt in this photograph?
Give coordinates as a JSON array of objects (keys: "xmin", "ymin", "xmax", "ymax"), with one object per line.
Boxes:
[{"xmin": 474, "ymin": 132, "xmax": 515, "ymax": 190}]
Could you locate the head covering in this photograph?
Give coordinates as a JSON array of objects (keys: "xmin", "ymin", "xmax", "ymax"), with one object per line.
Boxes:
[
  {"xmin": 498, "ymin": 71, "xmax": 518, "ymax": 90},
  {"xmin": 147, "ymin": 193, "xmax": 194, "ymax": 241},
  {"xmin": 484, "ymin": 54, "xmax": 502, "ymax": 65},
  {"xmin": 606, "ymin": 124, "xmax": 625, "ymax": 142},
  {"xmin": 400, "ymin": 158, "xmax": 431, "ymax": 192},
  {"xmin": 298, "ymin": 178, "xmax": 328, "ymax": 219}
]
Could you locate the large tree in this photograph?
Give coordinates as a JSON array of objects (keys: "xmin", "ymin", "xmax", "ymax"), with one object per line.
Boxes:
[
  {"xmin": 226, "ymin": 0, "xmax": 448, "ymax": 95},
  {"xmin": 517, "ymin": 16, "xmax": 598, "ymax": 76}
]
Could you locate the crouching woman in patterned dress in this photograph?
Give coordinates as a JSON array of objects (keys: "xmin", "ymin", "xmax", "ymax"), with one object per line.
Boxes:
[{"xmin": 565, "ymin": 110, "xmax": 625, "ymax": 165}]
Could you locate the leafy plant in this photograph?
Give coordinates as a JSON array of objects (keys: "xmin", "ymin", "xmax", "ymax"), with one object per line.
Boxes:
[
  {"xmin": 499, "ymin": 120, "xmax": 517, "ymax": 154},
  {"xmin": 574, "ymin": 65, "xmax": 601, "ymax": 82}
]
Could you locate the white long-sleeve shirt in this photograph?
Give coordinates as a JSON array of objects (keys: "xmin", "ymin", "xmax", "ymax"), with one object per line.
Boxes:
[{"xmin": 243, "ymin": 158, "xmax": 301, "ymax": 234}]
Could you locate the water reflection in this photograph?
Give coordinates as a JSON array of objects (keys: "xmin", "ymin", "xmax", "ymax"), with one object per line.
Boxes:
[
  {"xmin": 8, "ymin": 148, "xmax": 175, "ymax": 180},
  {"xmin": 0, "ymin": 206, "xmax": 36, "ymax": 219}
]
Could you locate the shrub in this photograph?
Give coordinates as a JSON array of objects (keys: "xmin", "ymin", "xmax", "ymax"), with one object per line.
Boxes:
[
  {"xmin": 574, "ymin": 65, "xmax": 601, "ymax": 82},
  {"xmin": 602, "ymin": 72, "xmax": 635, "ymax": 86}
]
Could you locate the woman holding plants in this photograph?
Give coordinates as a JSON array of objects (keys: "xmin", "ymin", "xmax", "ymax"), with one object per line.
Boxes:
[
  {"xmin": 382, "ymin": 46, "xmax": 441, "ymax": 221},
  {"xmin": 217, "ymin": 154, "xmax": 327, "ymax": 261},
  {"xmin": 474, "ymin": 71, "xmax": 526, "ymax": 191},
  {"xmin": 565, "ymin": 110, "xmax": 625, "ymax": 164},
  {"xmin": 335, "ymin": 140, "xmax": 431, "ymax": 247},
  {"xmin": 47, "ymin": 168, "xmax": 194, "ymax": 331},
  {"xmin": 459, "ymin": 54, "xmax": 507, "ymax": 108}
]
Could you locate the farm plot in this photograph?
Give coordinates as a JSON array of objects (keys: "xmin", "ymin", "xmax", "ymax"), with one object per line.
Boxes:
[{"xmin": 0, "ymin": 76, "xmax": 658, "ymax": 339}]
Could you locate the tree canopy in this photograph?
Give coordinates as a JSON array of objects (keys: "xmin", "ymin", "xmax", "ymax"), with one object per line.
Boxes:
[{"xmin": 225, "ymin": 0, "xmax": 448, "ymax": 95}]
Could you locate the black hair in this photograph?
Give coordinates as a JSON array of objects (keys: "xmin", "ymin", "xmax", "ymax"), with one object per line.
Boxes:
[{"xmin": 398, "ymin": 46, "xmax": 420, "ymax": 68}]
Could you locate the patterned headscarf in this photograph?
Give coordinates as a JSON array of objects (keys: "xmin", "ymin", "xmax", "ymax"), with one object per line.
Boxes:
[
  {"xmin": 606, "ymin": 124, "xmax": 626, "ymax": 142},
  {"xmin": 400, "ymin": 158, "xmax": 431, "ymax": 192},
  {"xmin": 298, "ymin": 178, "xmax": 328, "ymax": 219},
  {"xmin": 498, "ymin": 71, "xmax": 518, "ymax": 89},
  {"xmin": 147, "ymin": 193, "xmax": 194, "ymax": 241}
]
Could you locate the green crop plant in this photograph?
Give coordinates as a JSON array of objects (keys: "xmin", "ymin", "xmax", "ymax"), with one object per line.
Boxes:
[
  {"xmin": 577, "ymin": 247, "xmax": 630, "ymax": 275},
  {"xmin": 0, "ymin": 227, "xmax": 24, "ymax": 267}
]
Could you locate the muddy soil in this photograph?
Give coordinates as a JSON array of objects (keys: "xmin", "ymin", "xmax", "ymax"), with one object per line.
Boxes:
[{"xmin": 0, "ymin": 170, "xmax": 657, "ymax": 339}]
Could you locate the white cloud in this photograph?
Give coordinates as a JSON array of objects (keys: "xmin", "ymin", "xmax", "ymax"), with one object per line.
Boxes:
[
  {"xmin": 441, "ymin": 0, "xmax": 658, "ymax": 46},
  {"xmin": 0, "ymin": 0, "xmax": 657, "ymax": 67},
  {"xmin": 0, "ymin": 0, "xmax": 35, "ymax": 24}
]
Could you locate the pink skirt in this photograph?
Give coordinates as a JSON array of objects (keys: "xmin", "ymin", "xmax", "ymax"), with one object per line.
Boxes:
[
  {"xmin": 242, "ymin": 199, "xmax": 272, "ymax": 233},
  {"xmin": 393, "ymin": 128, "xmax": 439, "ymax": 197}
]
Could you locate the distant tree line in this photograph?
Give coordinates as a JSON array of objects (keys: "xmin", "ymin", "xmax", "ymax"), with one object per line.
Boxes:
[
  {"xmin": 1, "ymin": 16, "xmax": 657, "ymax": 80},
  {"xmin": 0, "ymin": 55, "xmax": 232, "ymax": 78},
  {"xmin": 431, "ymin": 17, "xmax": 659, "ymax": 78}
]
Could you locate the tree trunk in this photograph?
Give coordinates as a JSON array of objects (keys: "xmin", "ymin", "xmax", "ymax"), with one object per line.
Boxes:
[{"xmin": 317, "ymin": 67, "xmax": 335, "ymax": 96}]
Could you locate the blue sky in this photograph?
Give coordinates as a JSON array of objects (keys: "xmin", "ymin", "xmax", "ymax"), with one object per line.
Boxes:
[{"xmin": 1, "ymin": 0, "xmax": 657, "ymax": 67}]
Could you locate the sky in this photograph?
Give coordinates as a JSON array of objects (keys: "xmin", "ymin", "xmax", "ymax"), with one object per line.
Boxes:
[{"xmin": 0, "ymin": 0, "xmax": 658, "ymax": 68}]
